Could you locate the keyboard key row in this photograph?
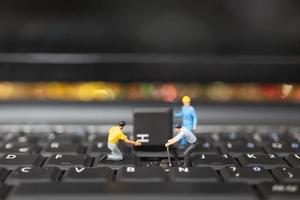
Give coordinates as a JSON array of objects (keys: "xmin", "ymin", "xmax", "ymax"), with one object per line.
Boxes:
[
  {"xmin": 1, "ymin": 125, "xmax": 300, "ymax": 143},
  {"xmin": 237, "ymin": 154, "xmax": 287, "ymax": 169},
  {"xmin": 0, "ymin": 142, "xmax": 132, "ymax": 156},
  {"xmin": 1, "ymin": 141, "xmax": 298, "ymax": 158},
  {"xmin": 0, "ymin": 153, "xmax": 299, "ymax": 170},
  {"xmin": 1, "ymin": 166, "xmax": 300, "ymax": 184}
]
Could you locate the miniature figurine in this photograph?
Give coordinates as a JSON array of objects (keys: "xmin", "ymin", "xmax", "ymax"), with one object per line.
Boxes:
[
  {"xmin": 175, "ymin": 96, "xmax": 198, "ymax": 145},
  {"xmin": 165, "ymin": 124, "xmax": 198, "ymax": 167},
  {"xmin": 101, "ymin": 121, "xmax": 141, "ymax": 161}
]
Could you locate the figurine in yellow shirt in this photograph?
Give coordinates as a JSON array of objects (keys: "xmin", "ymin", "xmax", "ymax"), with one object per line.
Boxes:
[{"xmin": 103, "ymin": 121, "xmax": 141, "ymax": 161}]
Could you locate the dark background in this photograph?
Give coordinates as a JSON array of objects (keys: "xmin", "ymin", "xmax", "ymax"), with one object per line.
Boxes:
[{"xmin": 0, "ymin": 0, "xmax": 299, "ymax": 82}]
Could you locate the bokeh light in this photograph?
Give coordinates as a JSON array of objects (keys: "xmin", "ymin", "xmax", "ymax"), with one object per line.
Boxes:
[
  {"xmin": 0, "ymin": 81, "xmax": 298, "ymax": 103},
  {"xmin": 159, "ymin": 84, "xmax": 177, "ymax": 102}
]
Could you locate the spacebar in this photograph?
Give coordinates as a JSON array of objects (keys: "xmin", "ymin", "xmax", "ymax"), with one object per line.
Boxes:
[{"xmin": 7, "ymin": 182, "xmax": 259, "ymax": 200}]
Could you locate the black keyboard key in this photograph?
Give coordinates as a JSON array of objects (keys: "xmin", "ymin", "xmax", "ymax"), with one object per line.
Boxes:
[
  {"xmin": 258, "ymin": 183, "xmax": 300, "ymax": 199},
  {"xmin": 238, "ymin": 154, "xmax": 288, "ymax": 169},
  {"xmin": 86, "ymin": 142, "xmax": 109, "ymax": 157},
  {"xmin": 116, "ymin": 167, "xmax": 167, "ymax": 182},
  {"xmin": 177, "ymin": 142, "xmax": 218, "ymax": 157},
  {"xmin": 44, "ymin": 154, "xmax": 92, "ymax": 170},
  {"xmin": 220, "ymin": 141, "xmax": 263, "ymax": 156},
  {"xmin": 0, "ymin": 143, "xmax": 39, "ymax": 155},
  {"xmin": 290, "ymin": 132, "xmax": 300, "ymax": 143},
  {"xmin": 63, "ymin": 126, "xmax": 87, "ymax": 136},
  {"xmin": 133, "ymin": 108, "xmax": 173, "ymax": 148},
  {"xmin": 6, "ymin": 167, "xmax": 61, "ymax": 185},
  {"xmin": 195, "ymin": 138, "xmax": 219, "ymax": 154},
  {"xmin": 200, "ymin": 133, "xmax": 220, "ymax": 142},
  {"xmin": 169, "ymin": 167, "xmax": 220, "ymax": 183},
  {"xmin": 5, "ymin": 135, "xmax": 39, "ymax": 144},
  {"xmin": 50, "ymin": 135, "xmax": 84, "ymax": 144},
  {"xmin": 63, "ymin": 167, "xmax": 113, "ymax": 182},
  {"xmin": 89, "ymin": 134, "xmax": 107, "ymax": 143},
  {"xmin": 218, "ymin": 132, "xmax": 247, "ymax": 142},
  {"xmin": 8, "ymin": 182, "xmax": 259, "ymax": 200},
  {"xmin": 41, "ymin": 142, "xmax": 85, "ymax": 157},
  {"xmin": 286, "ymin": 154, "xmax": 300, "ymax": 168},
  {"xmin": 0, "ymin": 154, "xmax": 44, "ymax": 170},
  {"xmin": 220, "ymin": 166, "xmax": 274, "ymax": 184},
  {"xmin": 0, "ymin": 184, "xmax": 11, "ymax": 199},
  {"xmin": 253, "ymin": 131, "xmax": 286, "ymax": 143},
  {"xmin": 196, "ymin": 141, "xmax": 219, "ymax": 153},
  {"xmin": 94, "ymin": 154, "xmax": 138, "ymax": 170},
  {"xmin": 272, "ymin": 167, "xmax": 300, "ymax": 183},
  {"xmin": 264, "ymin": 142, "xmax": 300, "ymax": 156},
  {"xmin": 192, "ymin": 154, "xmax": 237, "ymax": 169},
  {"xmin": 0, "ymin": 168, "xmax": 9, "ymax": 182},
  {"xmin": 2, "ymin": 132, "xmax": 20, "ymax": 142}
]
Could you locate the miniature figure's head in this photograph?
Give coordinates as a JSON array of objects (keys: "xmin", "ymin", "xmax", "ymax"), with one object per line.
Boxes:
[
  {"xmin": 174, "ymin": 124, "xmax": 182, "ymax": 133},
  {"xmin": 182, "ymin": 96, "xmax": 191, "ymax": 106},
  {"xmin": 118, "ymin": 121, "xmax": 126, "ymax": 129}
]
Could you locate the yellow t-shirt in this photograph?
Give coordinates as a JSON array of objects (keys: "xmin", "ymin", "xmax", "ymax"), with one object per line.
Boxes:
[{"xmin": 108, "ymin": 126, "xmax": 128, "ymax": 144}]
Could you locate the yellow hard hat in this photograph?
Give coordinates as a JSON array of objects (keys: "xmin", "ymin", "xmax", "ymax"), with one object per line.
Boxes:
[{"xmin": 182, "ymin": 95, "xmax": 191, "ymax": 104}]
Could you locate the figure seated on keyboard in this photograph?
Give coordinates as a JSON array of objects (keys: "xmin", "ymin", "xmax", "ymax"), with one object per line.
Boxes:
[{"xmin": 100, "ymin": 121, "xmax": 141, "ymax": 162}]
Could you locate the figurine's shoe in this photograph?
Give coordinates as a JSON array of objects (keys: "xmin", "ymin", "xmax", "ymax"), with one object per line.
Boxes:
[{"xmin": 94, "ymin": 154, "xmax": 138, "ymax": 170}]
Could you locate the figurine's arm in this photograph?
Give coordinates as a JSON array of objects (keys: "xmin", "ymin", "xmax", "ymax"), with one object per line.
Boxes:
[
  {"xmin": 165, "ymin": 132, "xmax": 183, "ymax": 147},
  {"xmin": 124, "ymin": 138, "xmax": 142, "ymax": 146},
  {"xmin": 119, "ymin": 132, "xmax": 141, "ymax": 146},
  {"xmin": 192, "ymin": 107, "xmax": 198, "ymax": 130},
  {"xmin": 165, "ymin": 137, "xmax": 180, "ymax": 147},
  {"xmin": 174, "ymin": 108, "xmax": 183, "ymax": 117},
  {"xmin": 167, "ymin": 137, "xmax": 178, "ymax": 143}
]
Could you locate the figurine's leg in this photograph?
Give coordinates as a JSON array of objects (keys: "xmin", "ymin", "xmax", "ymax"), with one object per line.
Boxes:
[
  {"xmin": 107, "ymin": 143, "xmax": 123, "ymax": 161},
  {"xmin": 107, "ymin": 143, "xmax": 115, "ymax": 160},
  {"xmin": 113, "ymin": 145, "xmax": 124, "ymax": 161},
  {"xmin": 183, "ymin": 141, "xmax": 198, "ymax": 167}
]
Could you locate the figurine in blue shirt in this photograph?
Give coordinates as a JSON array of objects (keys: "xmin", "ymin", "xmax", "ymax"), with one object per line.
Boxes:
[{"xmin": 175, "ymin": 96, "xmax": 198, "ymax": 145}]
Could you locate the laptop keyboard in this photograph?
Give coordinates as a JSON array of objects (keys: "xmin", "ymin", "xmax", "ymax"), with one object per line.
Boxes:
[{"xmin": 0, "ymin": 125, "xmax": 299, "ymax": 200}]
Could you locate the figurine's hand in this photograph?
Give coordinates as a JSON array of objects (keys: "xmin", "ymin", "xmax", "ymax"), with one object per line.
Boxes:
[
  {"xmin": 193, "ymin": 128, "xmax": 197, "ymax": 132},
  {"xmin": 135, "ymin": 141, "xmax": 142, "ymax": 146},
  {"xmin": 165, "ymin": 143, "xmax": 170, "ymax": 147}
]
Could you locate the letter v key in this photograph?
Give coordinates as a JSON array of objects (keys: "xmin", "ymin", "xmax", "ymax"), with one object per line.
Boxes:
[{"xmin": 75, "ymin": 167, "xmax": 85, "ymax": 173}]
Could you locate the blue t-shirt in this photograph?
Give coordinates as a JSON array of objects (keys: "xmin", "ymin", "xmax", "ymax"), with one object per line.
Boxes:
[{"xmin": 175, "ymin": 105, "xmax": 197, "ymax": 130}]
